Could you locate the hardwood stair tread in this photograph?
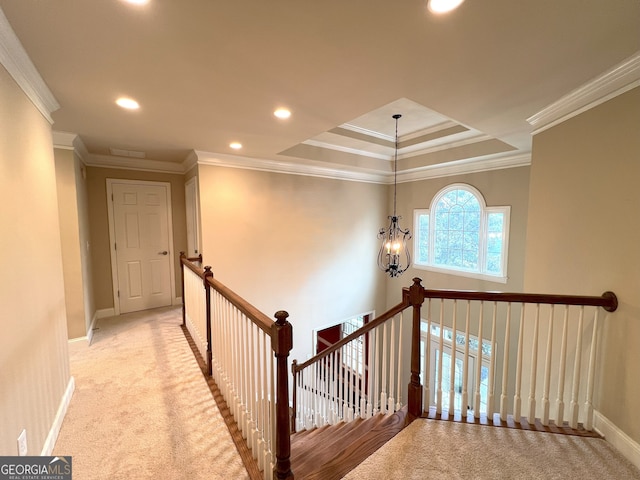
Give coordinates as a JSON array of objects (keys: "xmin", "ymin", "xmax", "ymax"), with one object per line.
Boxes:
[{"xmin": 290, "ymin": 407, "xmax": 409, "ymax": 480}]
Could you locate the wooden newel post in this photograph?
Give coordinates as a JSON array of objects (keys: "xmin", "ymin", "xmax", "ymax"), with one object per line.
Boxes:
[
  {"xmin": 180, "ymin": 252, "xmax": 186, "ymax": 326},
  {"xmin": 272, "ymin": 310, "xmax": 294, "ymax": 480},
  {"xmin": 203, "ymin": 266, "xmax": 213, "ymax": 377},
  {"xmin": 407, "ymin": 277, "xmax": 425, "ymax": 418}
]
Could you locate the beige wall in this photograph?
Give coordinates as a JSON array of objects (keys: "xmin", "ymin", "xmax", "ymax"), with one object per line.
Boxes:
[
  {"xmin": 0, "ymin": 65, "xmax": 71, "ymax": 455},
  {"xmin": 198, "ymin": 165, "xmax": 388, "ymax": 362},
  {"xmin": 74, "ymin": 152, "xmax": 95, "ymax": 335},
  {"xmin": 524, "ymin": 87, "xmax": 640, "ymax": 443},
  {"xmin": 86, "ymin": 167, "xmax": 188, "ymax": 310},
  {"xmin": 55, "ymin": 149, "xmax": 87, "ymax": 338},
  {"xmin": 393, "ymin": 166, "xmax": 531, "ymax": 303},
  {"xmin": 54, "ymin": 148, "xmax": 95, "ymax": 339}
]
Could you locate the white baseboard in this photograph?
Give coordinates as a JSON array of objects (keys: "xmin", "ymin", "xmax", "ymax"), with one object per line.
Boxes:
[
  {"xmin": 68, "ymin": 312, "xmax": 99, "ymax": 346},
  {"xmin": 86, "ymin": 311, "xmax": 98, "ymax": 344},
  {"xmin": 41, "ymin": 376, "xmax": 75, "ymax": 456},
  {"xmin": 593, "ymin": 410, "xmax": 640, "ymax": 471},
  {"xmin": 95, "ymin": 307, "xmax": 115, "ymax": 319},
  {"xmin": 174, "ymin": 296, "xmax": 182, "ymax": 306}
]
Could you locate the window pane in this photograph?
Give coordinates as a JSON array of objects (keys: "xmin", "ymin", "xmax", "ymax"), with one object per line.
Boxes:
[
  {"xmin": 415, "ymin": 186, "xmax": 508, "ymax": 280},
  {"xmin": 486, "ymin": 253, "xmax": 501, "ymax": 274},
  {"xmin": 417, "ymin": 213, "xmax": 429, "ymax": 263},
  {"xmin": 464, "ymin": 211, "xmax": 480, "ymax": 231},
  {"xmin": 488, "ymin": 212, "xmax": 503, "ymax": 232},
  {"xmin": 486, "ymin": 212, "xmax": 505, "ymax": 274}
]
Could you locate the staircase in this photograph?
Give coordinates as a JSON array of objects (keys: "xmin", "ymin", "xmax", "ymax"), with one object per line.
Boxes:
[{"xmin": 290, "ymin": 407, "xmax": 410, "ymax": 480}]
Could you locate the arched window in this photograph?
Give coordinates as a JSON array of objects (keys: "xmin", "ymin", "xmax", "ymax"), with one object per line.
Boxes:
[{"xmin": 413, "ymin": 184, "xmax": 510, "ymax": 282}]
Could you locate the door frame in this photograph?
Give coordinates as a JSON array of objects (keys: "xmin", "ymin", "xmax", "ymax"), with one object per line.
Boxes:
[
  {"xmin": 184, "ymin": 176, "xmax": 201, "ymax": 257},
  {"xmin": 106, "ymin": 178, "xmax": 177, "ymax": 315}
]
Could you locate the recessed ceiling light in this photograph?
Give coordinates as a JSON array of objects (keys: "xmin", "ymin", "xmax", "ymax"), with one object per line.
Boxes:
[
  {"xmin": 116, "ymin": 97, "xmax": 140, "ymax": 110},
  {"xmin": 122, "ymin": 0, "xmax": 150, "ymax": 5},
  {"xmin": 428, "ymin": 0, "xmax": 465, "ymax": 14},
  {"xmin": 229, "ymin": 142, "xmax": 242, "ymax": 150},
  {"xmin": 274, "ymin": 108, "xmax": 291, "ymax": 119}
]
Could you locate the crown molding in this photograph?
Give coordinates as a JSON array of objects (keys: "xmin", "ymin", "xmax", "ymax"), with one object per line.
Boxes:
[
  {"xmin": 194, "ymin": 150, "xmax": 388, "ymax": 184},
  {"xmin": 302, "ymin": 139, "xmax": 392, "ymax": 161},
  {"xmin": 527, "ymin": 51, "xmax": 640, "ymax": 135},
  {"xmin": 52, "ymin": 131, "xmax": 77, "ymax": 150},
  {"xmin": 0, "ymin": 8, "xmax": 59, "ymax": 124},
  {"xmin": 84, "ymin": 153, "xmax": 185, "ymax": 174},
  {"xmin": 57, "ymin": 141, "xmax": 530, "ymax": 184},
  {"xmin": 52, "ymin": 131, "xmax": 90, "ymax": 164},
  {"xmin": 194, "ymin": 149, "xmax": 530, "ymax": 185},
  {"xmin": 396, "ymin": 152, "xmax": 531, "ymax": 184}
]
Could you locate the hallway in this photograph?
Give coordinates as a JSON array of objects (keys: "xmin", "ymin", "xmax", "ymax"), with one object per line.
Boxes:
[{"xmin": 52, "ymin": 307, "xmax": 249, "ymax": 480}]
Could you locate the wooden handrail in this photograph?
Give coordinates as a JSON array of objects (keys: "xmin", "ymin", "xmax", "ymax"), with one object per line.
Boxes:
[
  {"xmin": 421, "ymin": 288, "xmax": 618, "ymax": 312},
  {"xmin": 292, "ymin": 294, "xmax": 412, "ymax": 374},
  {"xmin": 205, "ymin": 275, "xmax": 274, "ymax": 335}
]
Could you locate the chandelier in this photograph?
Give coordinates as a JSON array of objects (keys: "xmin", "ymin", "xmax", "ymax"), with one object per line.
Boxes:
[{"xmin": 377, "ymin": 114, "xmax": 411, "ymax": 277}]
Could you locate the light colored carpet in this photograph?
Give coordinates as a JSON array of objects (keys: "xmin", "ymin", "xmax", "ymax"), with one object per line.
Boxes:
[
  {"xmin": 53, "ymin": 307, "xmax": 249, "ymax": 480},
  {"xmin": 344, "ymin": 418, "xmax": 640, "ymax": 479}
]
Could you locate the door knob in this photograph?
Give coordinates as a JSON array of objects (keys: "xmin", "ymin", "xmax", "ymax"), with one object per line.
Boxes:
[{"xmin": 159, "ymin": 251, "xmax": 168, "ymax": 255}]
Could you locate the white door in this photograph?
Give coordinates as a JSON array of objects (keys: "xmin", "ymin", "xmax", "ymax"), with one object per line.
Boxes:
[
  {"xmin": 185, "ymin": 177, "xmax": 200, "ymax": 257},
  {"xmin": 110, "ymin": 181, "xmax": 173, "ymax": 314}
]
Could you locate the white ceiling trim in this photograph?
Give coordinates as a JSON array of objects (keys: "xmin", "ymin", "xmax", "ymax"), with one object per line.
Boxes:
[
  {"xmin": 85, "ymin": 153, "xmax": 185, "ymax": 174},
  {"xmin": 52, "ymin": 131, "xmax": 77, "ymax": 150},
  {"xmin": 195, "ymin": 150, "xmax": 388, "ymax": 184},
  {"xmin": 396, "ymin": 152, "xmax": 531, "ymax": 184},
  {"xmin": 341, "ymin": 123, "xmax": 395, "ymax": 142},
  {"xmin": 302, "ymin": 138, "xmax": 392, "ymax": 161},
  {"xmin": 528, "ymin": 51, "xmax": 640, "ymax": 135},
  {"xmin": 0, "ymin": 8, "xmax": 59, "ymax": 124},
  {"xmin": 53, "ymin": 131, "xmax": 94, "ymax": 165}
]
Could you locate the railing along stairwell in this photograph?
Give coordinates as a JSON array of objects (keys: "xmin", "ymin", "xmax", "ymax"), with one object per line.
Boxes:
[
  {"xmin": 180, "ymin": 254, "xmax": 294, "ymax": 480},
  {"xmin": 291, "ymin": 278, "xmax": 618, "ymax": 459},
  {"xmin": 181, "ymin": 255, "xmax": 618, "ymax": 479}
]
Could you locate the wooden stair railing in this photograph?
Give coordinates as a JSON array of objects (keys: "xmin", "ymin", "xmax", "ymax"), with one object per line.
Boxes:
[
  {"xmin": 181, "ymin": 257, "xmax": 618, "ymax": 479},
  {"xmin": 180, "ymin": 253, "xmax": 293, "ymax": 480},
  {"xmin": 291, "ymin": 278, "xmax": 618, "ymax": 439}
]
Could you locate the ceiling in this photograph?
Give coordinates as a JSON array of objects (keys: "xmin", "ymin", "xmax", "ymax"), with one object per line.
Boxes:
[{"xmin": 1, "ymin": 1, "xmax": 639, "ymax": 181}]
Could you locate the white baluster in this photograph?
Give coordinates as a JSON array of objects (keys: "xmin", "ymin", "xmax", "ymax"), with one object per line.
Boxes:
[
  {"xmin": 474, "ymin": 302, "xmax": 484, "ymax": 418},
  {"xmin": 514, "ymin": 303, "xmax": 525, "ymax": 423},
  {"xmin": 380, "ymin": 322, "xmax": 388, "ymax": 415},
  {"xmin": 584, "ymin": 309, "xmax": 600, "ymax": 431},
  {"xmin": 366, "ymin": 328, "xmax": 374, "ymax": 418},
  {"xmin": 437, "ymin": 300, "xmax": 445, "ymax": 415},
  {"xmin": 462, "ymin": 301, "xmax": 470, "ymax": 418},
  {"xmin": 569, "ymin": 307, "xmax": 585, "ymax": 429},
  {"xmin": 542, "ymin": 306, "xmax": 555, "ymax": 426},
  {"xmin": 396, "ymin": 312, "xmax": 404, "ymax": 412},
  {"xmin": 556, "ymin": 306, "xmax": 569, "ymax": 425},
  {"xmin": 527, "ymin": 304, "xmax": 541, "ymax": 424},
  {"xmin": 388, "ymin": 316, "xmax": 396, "ymax": 413},
  {"xmin": 449, "ymin": 301, "xmax": 457, "ymax": 417},
  {"xmin": 333, "ymin": 349, "xmax": 340, "ymax": 422},
  {"xmin": 424, "ymin": 299, "xmax": 432, "ymax": 415},
  {"xmin": 488, "ymin": 301, "xmax": 497, "ymax": 420},
  {"xmin": 372, "ymin": 327, "xmax": 380, "ymax": 416}
]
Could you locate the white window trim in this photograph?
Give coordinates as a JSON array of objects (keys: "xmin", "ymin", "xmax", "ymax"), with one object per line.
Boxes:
[{"xmin": 413, "ymin": 184, "xmax": 510, "ymax": 284}]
